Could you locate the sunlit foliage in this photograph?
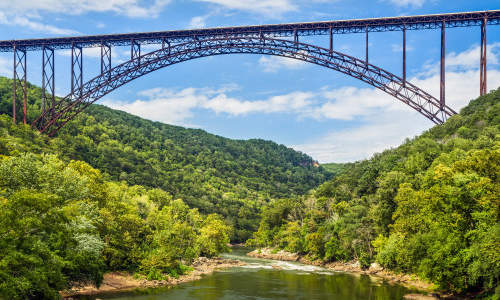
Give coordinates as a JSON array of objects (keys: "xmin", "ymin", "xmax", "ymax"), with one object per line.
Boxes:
[
  {"xmin": 0, "ymin": 153, "xmax": 231, "ymax": 298},
  {"xmin": 249, "ymin": 88, "xmax": 500, "ymax": 296}
]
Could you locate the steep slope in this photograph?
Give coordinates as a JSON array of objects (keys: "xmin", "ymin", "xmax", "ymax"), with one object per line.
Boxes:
[
  {"xmin": 249, "ymin": 88, "xmax": 500, "ymax": 295},
  {"xmin": 0, "ymin": 76, "xmax": 331, "ymax": 241}
]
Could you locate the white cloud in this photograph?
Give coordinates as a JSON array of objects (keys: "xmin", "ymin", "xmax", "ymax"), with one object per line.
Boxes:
[
  {"xmin": 446, "ymin": 43, "xmax": 500, "ymax": 71},
  {"xmin": 12, "ymin": 16, "xmax": 78, "ymax": 35},
  {"xmin": 0, "ymin": 0, "xmax": 170, "ymax": 35},
  {"xmin": 419, "ymin": 43, "xmax": 500, "ymax": 78},
  {"xmin": 195, "ymin": 0, "xmax": 297, "ymax": 16},
  {"xmin": 293, "ymin": 68, "xmax": 500, "ymax": 163},
  {"xmin": 102, "ymin": 87, "xmax": 314, "ymax": 126},
  {"xmin": 293, "ymin": 115, "xmax": 428, "ymax": 163},
  {"xmin": 102, "ymin": 85, "xmax": 240, "ymax": 126},
  {"xmin": 204, "ymin": 91, "xmax": 314, "ymax": 115},
  {"xmin": 258, "ymin": 56, "xmax": 307, "ymax": 73},
  {"xmin": 0, "ymin": 11, "xmax": 78, "ymax": 35},
  {"xmin": 0, "ymin": 56, "xmax": 11, "ymax": 77},
  {"xmin": 386, "ymin": 0, "xmax": 426, "ymax": 8},
  {"xmin": 0, "ymin": 0, "xmax": 170, "ymax": 18},
  {"xmin": 102, "ymin": 88, "xmax": 203, "ymax": 127},
  {"xmin": 391, "ymin": 43, "xmax": 414, "ymax": 53},
  {"xmin": 189, "ymin": 16, "xmax": 208, "ymax": 28}
]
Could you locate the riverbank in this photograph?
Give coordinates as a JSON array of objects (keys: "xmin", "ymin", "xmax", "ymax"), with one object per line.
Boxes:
[
  {"xmin": 247, "ymin": 248, "xmax": 440, "ymax": 299},
  {"xmin": 61, "ymin": 257, "xmax": 245, "ymax": 298}
]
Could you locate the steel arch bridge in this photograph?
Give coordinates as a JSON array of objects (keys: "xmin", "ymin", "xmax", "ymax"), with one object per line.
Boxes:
[{"xmin": 1, "ymin": 10, "xmax": 499, "ymax": 135}]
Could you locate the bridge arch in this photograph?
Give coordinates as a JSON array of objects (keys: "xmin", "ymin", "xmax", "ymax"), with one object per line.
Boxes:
[{"xmin": 33, "ymin": 37, "xmax": 456, "ymax": 135}]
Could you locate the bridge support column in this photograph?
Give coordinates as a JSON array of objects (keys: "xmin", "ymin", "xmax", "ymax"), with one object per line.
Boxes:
[
  {"xmin": 101, "ymin": 42, "xmax": 111, "ymax": 76},
  {"xmin": 329, "ymin": 26, "xmax": 333, "ymax": 54},
  {"xmin": 131, "ymin": 39, "xmax": 141, "ymax": 64},
  {"xmin": 162, "ymin": 38, "xmax": 171, "ymax": 55},
  {"xmin": 480, "ymin": 17, "xmax": 487, "ymax": 96},
  {"xmin": 403, "ymin": 24, "xmax": 406, "ymax": 85},
  {"xmin": 365, "ymin": 26, "xmax": 369, "ymax": 64},
  {"xmin": 13, "ymin": 44, "xmax": 27, "ymax": 124},
  {"xmin": 42, "ymin": 46, "xmax": 55, "ymax": 118},
  {"xmin": 440, "ymin": 21, "xmax": 445, "ymax": 110},
  {"xmin": 71, "ymin": 43, "xmax": 83, "ymax": 99}
]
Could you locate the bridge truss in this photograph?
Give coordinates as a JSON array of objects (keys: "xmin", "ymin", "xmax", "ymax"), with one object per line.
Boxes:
[{"xmin": 0, "ymin": 10, "xmax": 499, "ymax": 133}]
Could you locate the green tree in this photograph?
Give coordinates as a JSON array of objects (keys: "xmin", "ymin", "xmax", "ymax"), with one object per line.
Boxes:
[{"xmin": 197, "ymin": 214, "xmax": 232, "ymax": 257}]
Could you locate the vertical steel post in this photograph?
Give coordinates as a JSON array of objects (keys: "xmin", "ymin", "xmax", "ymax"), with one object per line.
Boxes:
[
  {"xmin": 13, "ymin": 45, "xmax": 27, "ymax": 124},
  {"xmin": 194, "ymin": 35, "xmax": 201, "ymax": 49},
  {"xmin": 484, "ymin": 18, "xmax": 487, "ymax": 95},
  {"xmin": 480, "ymin": 17, "xmax": 487, "ymax": 96},
  {"xmin": 403, "ymin": 24, "xmax": 406, "ymax": 84},
  {"xmin": 365, "ymin": 26, "xmax": 369, "ymax": 64},
  {"xmin": 22, "ymin": 49, "xmax": 27, "ymax": 124},
  {"xmin": 42, "ymin": 45, "xmax": 55, "ymax": 118},
  {"xmin": 70, "ymin": 44, "xmax": 74, "ymax": 97},
  {"xmin": 100, "ymin": 42, "xmax": 112, "ymax": 76},
  {"xmin": 162, "ymin": 38, "xmax": 171, "ymax": 55},
  {"xmin": 131, "ymin": 39, "xmax": 134, "ymax": 60},
  {"xmin": 71, "ymin": 43, "xmax": 83, "ymax": 99},
  {"xmin": 329, "ymin": 26, "xmax": 333, "ymax": 54},
  {"xmin": 131, "ymin": 39, "xmax": 141, "ymax": 64},
  {"xmin": 293, "ymin": 29, "xmax": 298, "ymax": 43},
  {"xmin": 51, "ymin": 49, "xmax": 55, "ymax": 111},
  {"xmin": 480, "ymin": 19, "xmax": 484, "ymax": 95},
  {"xmin": 440, "ymin": 21, "xmax": 445, "ymax": 110},
  {"xmin": 12, "ymin": 44, "xmax": 16, "ymax": 124},
  {"xmin": 42, "ymin": 46, "xmax": 45, "ymax": 116}
]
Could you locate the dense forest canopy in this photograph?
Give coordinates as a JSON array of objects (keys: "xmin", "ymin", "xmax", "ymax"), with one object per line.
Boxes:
[
  {"xmin": 0, "ymin": 76, "xmax": 331, "ymax": 241},
  {"xmin": 248, "ymin": 88, "xmax": 500, "ymax": 297},
  {"xmin": 0, "ymin": 150, "xmax": 232, "ymax": 299}
]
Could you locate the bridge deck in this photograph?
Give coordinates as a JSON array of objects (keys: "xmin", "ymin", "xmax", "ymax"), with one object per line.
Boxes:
[{"xmin": 1, "ymin": 10, "xmax": 499, "ymax": 52}]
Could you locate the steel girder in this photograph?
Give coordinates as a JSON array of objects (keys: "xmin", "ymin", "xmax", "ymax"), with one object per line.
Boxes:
[
  {"xmin": 1, "ymin": 10, "xmax": 499, "ymax": 52},
  {"xmin": 101, "ymin": 43, "xmax": 112, "ymax": 75},
  {"xmin": 71, "ymin": 44, "xmax": 83, "ymax": 99},
  {"xmin": 13, "ymin": 45, "xmax": 27, "ymax": 124},
  {"xmin": 42, "ymin": 46, "xmax": 55, "ymax": 119},
  {"xmin": 480, "ymin": 18, "xmax": 488, "ymax": 96},
  {"xmin": 32, "ymin": 37, "xmax": 456, "ymax": 135}
]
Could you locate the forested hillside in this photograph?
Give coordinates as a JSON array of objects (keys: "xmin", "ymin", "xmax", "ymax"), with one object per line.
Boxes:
[
  {"xmin": 0, "ymin": 76, "xmax": 331, "ymax": 241},
  {"xmin": 0, "ymin": 147, "xmax": 232, "ymax": 299},
  {"xmin": 248, "ymin": 88, "xmax": 500, "ymax": 297}
]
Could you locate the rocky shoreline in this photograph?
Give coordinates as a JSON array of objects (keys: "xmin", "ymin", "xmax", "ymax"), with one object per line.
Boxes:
[
  {"xmin": 61, "ymin": 257, "xmax": 245, "ymax": 298},
  {"xmin": 247, "ymin": 248, "xmax": 441, "ymax": 300}
]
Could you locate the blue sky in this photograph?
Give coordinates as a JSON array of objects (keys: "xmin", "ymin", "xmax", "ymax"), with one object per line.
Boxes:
[{"xmin": 0, "ymin": 0, "xmax": 499, "ymax": 162}]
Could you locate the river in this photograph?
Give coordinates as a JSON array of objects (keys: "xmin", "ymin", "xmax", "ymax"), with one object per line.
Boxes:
[{"xmin": 82, "ymin": 247, "xmax": 422, "ymax": 299}]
